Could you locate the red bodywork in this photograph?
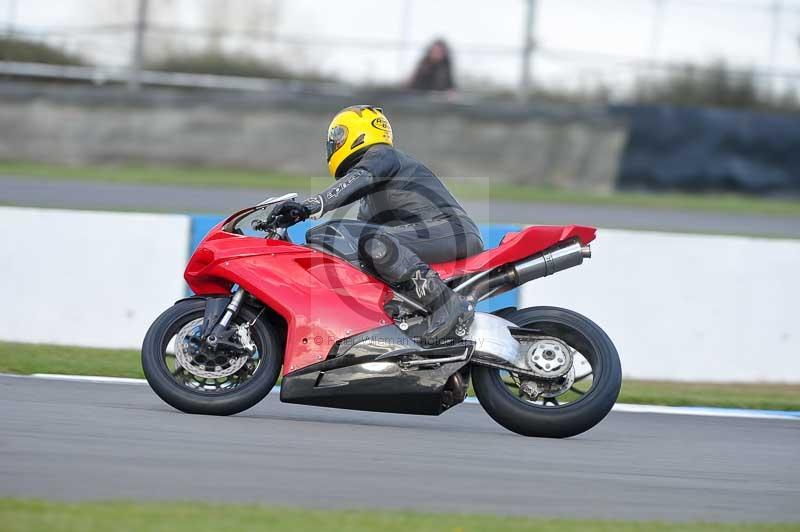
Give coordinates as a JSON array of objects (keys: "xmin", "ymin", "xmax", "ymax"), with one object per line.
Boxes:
[{"xmin": 185, "ymin": 220, "xmax": 596, "ymax": 375}]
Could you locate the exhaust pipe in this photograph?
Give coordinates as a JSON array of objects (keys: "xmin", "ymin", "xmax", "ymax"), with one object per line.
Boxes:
[
  {"xmin": 512, "ymin": 239, "xmax": 590, "ymax": 286},
  {"xmin": 455, "ymin": 239, "xmax": 590, "ymax": 302}
]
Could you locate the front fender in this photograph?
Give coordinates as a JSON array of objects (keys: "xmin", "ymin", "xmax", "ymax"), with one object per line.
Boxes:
[
  {"xmin": 174, "ymin": 294, "xmax": 229, "ymax": 306},
  {"xmin": 174, "ymin": 294, "xmax": 231, "ymax": 337}
]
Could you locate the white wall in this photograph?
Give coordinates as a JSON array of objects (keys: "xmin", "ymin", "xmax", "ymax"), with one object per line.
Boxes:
[
  {"xmin": 520, "ymin": 229, "xmax": 800, "ymax": 383},
  {"xmin": 0, "ymin": 207, "xmax": 189, "ymax": 349}
]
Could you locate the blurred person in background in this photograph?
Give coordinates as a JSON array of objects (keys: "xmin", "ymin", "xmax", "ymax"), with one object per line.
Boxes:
[
  {"xmin": 408, "ymin": 39, "xmax": 455, "ymax": 92},
  {"xmin": 267, "ymin": 105, "xmax": 483, "ymax": 343}
]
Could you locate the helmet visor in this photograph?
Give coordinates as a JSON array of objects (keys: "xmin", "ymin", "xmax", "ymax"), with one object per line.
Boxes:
[{"xmin": 326, "ymin": 125, "xmax": 348, "ymax": 162}]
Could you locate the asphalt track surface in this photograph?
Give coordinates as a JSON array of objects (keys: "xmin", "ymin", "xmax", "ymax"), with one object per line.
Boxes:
[
  {"xmin": 2, "ymin": 175, "xmax": 800, "ymax": 237},
  {"xmin": 1, "ymin": 375, "xmax": 798, "ymax": 523}
]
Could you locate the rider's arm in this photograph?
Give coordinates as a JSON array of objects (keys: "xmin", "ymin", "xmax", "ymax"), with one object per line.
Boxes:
[{"xmin": 303, "ymin": 147, "xmax": 399, "ymax": 219}]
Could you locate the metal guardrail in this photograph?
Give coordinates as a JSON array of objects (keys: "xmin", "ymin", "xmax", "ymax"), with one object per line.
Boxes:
[{"xmin": 0, "ymin": 60, "xmax": 354, "ymax": 95}]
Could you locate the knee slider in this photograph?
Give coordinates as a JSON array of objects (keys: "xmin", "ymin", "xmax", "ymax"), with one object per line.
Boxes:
[{"xmin": 358, "ymin": 232, "xmax": 399, "ymax": 267}]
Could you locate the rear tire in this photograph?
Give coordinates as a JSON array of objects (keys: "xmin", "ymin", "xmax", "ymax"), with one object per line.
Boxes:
[
  {"xmin": 142, "ymin": 299, "xmax": 282, "ymax": 416},
  {"xmin": 472, "ymin": 306, "xmax": 621, "ymax": 438}
]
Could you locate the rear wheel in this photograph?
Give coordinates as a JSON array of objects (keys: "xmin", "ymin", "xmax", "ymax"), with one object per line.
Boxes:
[
  {"xmin": 141, "ymin": 299, "xmax": 282, "ymax": 415},
  {"xmin": 472, "ymin": 306, "xmax": 621, "ymax": 438}
]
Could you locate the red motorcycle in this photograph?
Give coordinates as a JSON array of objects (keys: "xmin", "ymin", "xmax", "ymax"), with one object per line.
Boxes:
[{"xmin": 142, "ymin": 194, "xmax": 621, "ymax": 438}]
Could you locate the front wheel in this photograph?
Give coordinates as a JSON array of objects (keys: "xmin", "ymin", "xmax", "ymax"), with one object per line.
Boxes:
[
  {"xmin": 472, "ymin": 306, "xmax": 621, "ymax": 438},
  {"xmin": 142, "ymin": 299, "xmax": 282, "ymax": 415}
]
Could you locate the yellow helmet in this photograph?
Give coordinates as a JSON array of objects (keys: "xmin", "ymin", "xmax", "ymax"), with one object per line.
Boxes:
[{"xmin": 326, "ymin": 105, "xmax": 393, "ymax": 178}]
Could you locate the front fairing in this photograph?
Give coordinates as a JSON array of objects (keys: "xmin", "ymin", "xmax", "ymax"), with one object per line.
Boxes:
[{"xmin": 185, "ymin": 226, "xmax": 393, "ymax": 375}]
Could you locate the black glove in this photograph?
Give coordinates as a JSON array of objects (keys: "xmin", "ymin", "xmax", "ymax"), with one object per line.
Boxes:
[{"xmin": 267, "ymin": 200, "xmax": 311, "ymax": 228}]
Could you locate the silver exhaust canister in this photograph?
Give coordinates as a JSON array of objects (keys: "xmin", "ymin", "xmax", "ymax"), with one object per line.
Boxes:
[
  {"xmin": 454, "ymin": 238, "xmax": 591, "ymax": 302},
  {"xmin": 511, "ymin": 239, "xmax": 590, "ymax": 285}
]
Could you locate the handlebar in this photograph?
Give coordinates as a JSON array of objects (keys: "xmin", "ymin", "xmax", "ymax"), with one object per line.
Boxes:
[
  {"xmin": 251, "ymin": 218, "xmax": 277, "ymax": 232},
  {"xmin": 251, "ymin": 218, "xmax": 290, "ymax": 241}
]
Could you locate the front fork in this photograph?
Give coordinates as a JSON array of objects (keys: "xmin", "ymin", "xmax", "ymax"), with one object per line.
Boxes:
[
  {"xmin": 200, "ymin": 289, "xmax": 256, "ymax": 354},
  {"xmin": 206, "ymin": 289, "xmax": 246, "ymax": 346}
]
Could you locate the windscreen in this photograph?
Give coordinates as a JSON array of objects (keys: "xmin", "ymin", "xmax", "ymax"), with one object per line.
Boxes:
[{"xmin": 223, "ymin": 206, "xmax": 276, "ymax": 237}]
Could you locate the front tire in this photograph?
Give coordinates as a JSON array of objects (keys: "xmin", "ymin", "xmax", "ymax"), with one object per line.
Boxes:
[
  {"xmin": 473, "ymin": 306, "xmax": 621, "ymax": 438},
  {"xmin": 142, "ymin": 299, "xmax": 282, "ymax": 415}
]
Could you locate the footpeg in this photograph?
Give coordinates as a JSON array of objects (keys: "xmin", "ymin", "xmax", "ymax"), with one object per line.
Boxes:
[{"xmin": 454, "ymin": 302, "xmax": 475, "ymax": 337}]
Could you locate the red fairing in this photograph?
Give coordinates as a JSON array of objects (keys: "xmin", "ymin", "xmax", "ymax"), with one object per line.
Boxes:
[
  {"xmin": 432, "ymin": 225, "xmax": 596, "ymax": 279},
  {"xmin": 186, "ymin": 223, "xmax": 596, "ymax": 375},
  {"xmin": 186, "ymin": 229, "xmax": 393, "ymax": 375}
]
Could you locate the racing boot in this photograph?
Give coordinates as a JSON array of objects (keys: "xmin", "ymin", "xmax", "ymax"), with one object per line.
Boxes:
[
  {"xmin": 400, "ymin": 266, "xmax": 475, "ymax": 345},
  {"xmin": 358, "ymin": 232, "xmax": 474, "ymax": 343}
]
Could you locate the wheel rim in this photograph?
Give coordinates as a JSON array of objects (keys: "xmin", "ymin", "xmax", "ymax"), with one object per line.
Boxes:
[
  {"xmin": 160, "ymin": 312, "xmax": 265, "ymax": 395},
  {"xmin": 493, "ymin": 319, "xmax": 601, "ymax": 409}
]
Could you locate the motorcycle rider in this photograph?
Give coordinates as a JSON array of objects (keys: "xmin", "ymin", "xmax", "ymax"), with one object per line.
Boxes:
[{"xmin": 268, "ymin": 105, "xmax": 484, "ymax": 343}]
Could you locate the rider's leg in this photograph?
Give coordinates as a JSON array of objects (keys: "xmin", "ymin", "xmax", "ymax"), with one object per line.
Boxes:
[{"xmin": 358, "ymin": 226, "xmax": 481, "ymax": 343}]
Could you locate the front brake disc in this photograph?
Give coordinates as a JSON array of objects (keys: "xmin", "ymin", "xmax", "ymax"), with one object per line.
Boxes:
[{"xmin": 174, "ymin": 318, "xmax": 250, "ymax": 379}]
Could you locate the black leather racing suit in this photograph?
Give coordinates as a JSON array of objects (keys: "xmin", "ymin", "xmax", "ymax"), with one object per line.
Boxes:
[{"xmin": 302, "ymin": 144, "xmax": 484, "ymax": 285}]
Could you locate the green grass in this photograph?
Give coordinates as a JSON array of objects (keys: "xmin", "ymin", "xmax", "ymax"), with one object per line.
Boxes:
[
  {"xmin": 2, "ymin": 499, "xmax": 797, "ymax": 532},
  {"xmin": 0, "ymin": 341, "xmax": 143, "ymax": 379},
  {"xmin": 619, "ymin": 380, "xmax": 800, "ymax": 411},
  {"xmin": 0, "ymin": 161, "xmax": 308, "ymax": 190},
  {"xmin": 2, "ymin": 161, "xmax": 799, "ymax": 217},
  {"xmin": 2, "ymin": 341, "xmax": 799, "ymax": 411}
]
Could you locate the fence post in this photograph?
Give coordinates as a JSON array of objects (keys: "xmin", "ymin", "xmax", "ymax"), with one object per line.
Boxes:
[
  {"xmin": 128, "ymin": 0, "xmax": 149, "ymax": 91},
  {"xmin": 518, "ymin": 0, "xmax": 537, "ymax": 101},
  {"xmin": 649, "ymin": 0, "xmax": 667, "ymax": 61},
  {"xmin": 767, "ymin": 0, "xmax": 783, "ymax": 95},
  {"xmin": 5, "ymin": 0, "xmax": 17, "ymax": 35}
]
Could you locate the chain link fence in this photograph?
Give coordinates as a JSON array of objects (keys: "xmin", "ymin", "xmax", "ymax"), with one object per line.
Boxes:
[{"xmin": 2, "ymin": 0, "xmax": 800, "ymax": 105}]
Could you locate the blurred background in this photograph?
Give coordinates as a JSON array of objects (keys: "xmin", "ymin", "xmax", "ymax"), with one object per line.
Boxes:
[
  {"xmin": 4, "ymin": 0, "xmax": 800, "ymax": 99},
  {"xmin": 1, "ymin": 0, "xmax": 800, "ymax": 193}
]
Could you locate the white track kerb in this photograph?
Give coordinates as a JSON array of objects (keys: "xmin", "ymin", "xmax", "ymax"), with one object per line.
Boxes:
[{"xmin": 15, "ymin": 374, "xmax": 800, "ymax": 421}]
